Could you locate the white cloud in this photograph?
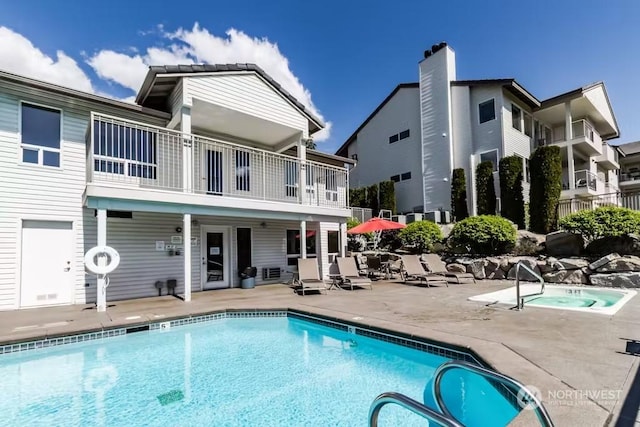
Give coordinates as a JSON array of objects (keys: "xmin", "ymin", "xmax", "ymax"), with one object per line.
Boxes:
[
  {"xmin": 87, "ymin": 23, "xmax": 331, "ymax": 140},
  {"xmin": 0, "ymin": 26, "xmax": 94, "ymax": 92}
]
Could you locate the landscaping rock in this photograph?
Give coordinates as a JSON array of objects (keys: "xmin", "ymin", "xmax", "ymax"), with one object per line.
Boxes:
[
  {"xmin": 487, "ymin": 267, "xmax": 506, "ymax": 280},
  {"xmin": 596, "ymin": 255, "xmax": 640, "ymax": 273},
  {"xmin": 517, "ymin": 230, "xmax": 546, "ymax": 245},
  {"xmin": 589, "ymin": 272, "xmax": 640, "ymax": 288},
  {"xmin": 537, "ymin": 260, "xmax": 553, "ymax": 274},
  {"xmin": 543, "ymin": 269, "xmax": 588, "ymax": 284},
  {"xmin": 557, "ymin": 258, "xmax": 589, "ymax": 271},
  {"xmin": 468, "ymin": 259, "xmax": 487, "ymax": 280},
  {"xmin": 484, "ymin": 258, "xmax": 501, "ymax": 276},
  {"xmin": 586, "ymin": 234, "xmax": 640, "ymax": 256},
  {"xmin": 543, "ymin": 271, "xmax": 568, "ymax": 283},
  {"xmin": 507, "ymin": 258, "xmax": 541, "ymax": 281},
  {"xmin": 454, "ymin": 257, "xmax": 475, "ymax": 266},
  {"xmin": 446, "ymin": 263, "xmax": 466, "ymax": 273},
  {"xmin": 546, "ymin": 231, "xmax": 584, "ymax": 256},
  {"xmin": 589, "ymin": 253, "xmax": 621, "ymax": 271}
]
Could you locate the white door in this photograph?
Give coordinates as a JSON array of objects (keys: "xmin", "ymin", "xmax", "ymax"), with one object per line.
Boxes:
[
  {"xmin": 201, "ymin": 226, "xmax": 230, "ymax": 290},
  {"xmin": 20, "ymin": 220, "xmax": 74, "ymax": 307}
]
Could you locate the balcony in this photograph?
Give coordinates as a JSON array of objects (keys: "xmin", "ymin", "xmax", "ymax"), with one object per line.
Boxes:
[
  {"xmin": 596, "ymin": 143, "xmax": 619, "ymax": 169},
  {"xmin": 620, "ymin": 165, "xmax": 640, "ymax": 191},
  {"xmin": 86, "ymin": 114, "xmax": 349, "ymax": 211},
  {"xmin": 563, "ymin": 170, "xmax": 602, "ymax": 196},
  {"xmin": 571, "ymin": 119, "xmax": 603, "ymax": 156}
]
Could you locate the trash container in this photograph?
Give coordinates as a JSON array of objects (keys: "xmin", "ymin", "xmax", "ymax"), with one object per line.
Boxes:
[{"xmin": 240, "ymin": 266, "xmax": 257, "ymax": 289}]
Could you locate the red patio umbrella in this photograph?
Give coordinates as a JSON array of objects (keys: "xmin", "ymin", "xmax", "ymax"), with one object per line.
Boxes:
[{"xmin": 347, "ymin": 217, "xmax": 406, "ymax": 234}]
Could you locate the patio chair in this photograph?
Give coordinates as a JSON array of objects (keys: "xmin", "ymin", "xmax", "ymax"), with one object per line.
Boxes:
[
  {"xmin": 421, "ymin": 253, "xmax": 476, "ymax": 284},
  {"xmin": 335, "ymin": 257, "xmax": 373, "ymax": 290},
  {"xmin": 296, "ymin": 258, "xmax": 327, "ymax": 295},
  {"xmin": 399, "ymin": 255, "xmax": 449, "ymax": 287},
  {"xmin": 366, "ymin": 255, "xmax": 383, "ymax": 279},
  {"xmin": 354, "ymin": 255, "xmax": 368, "ymax": 275}
]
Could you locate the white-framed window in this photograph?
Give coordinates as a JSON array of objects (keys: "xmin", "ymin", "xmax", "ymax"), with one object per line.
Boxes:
[
  {"xmin": 20, "ymin": 102, "xmax": 62, "ymax": 167},
  {"xmin": 235, "ymin": 150, "xmax": 250, "ymax": 191},
  {"xmin": 479, "ymin": 150, "xmax": 499, "ymax": 172},
  {"xmin": 327, "ymin": 230, "xmax": 339, "ymax": 255},
  {"xmin": 285, "ymin": 160, "xmax": 298, "ymax": 198},
  {"xmin": 286, "ymin": 229, "xmax": 317, "ymax": 266},
  {"xmin": 478, "ymin": 99, "xmax": 496, "ymax": 124},
  {"xmin": 523, "ymin": 112, "xmax": 533, "ymax": 137},
  {"xmin": 511, "ymin": 104, "xmax": 522, "ymax": 131},
  {"xmin": 93, "ymin": 120, "xmax": 157, "ymax": 178},
  {"xmin": 325, "ymin": 169, "xmax": 338, "ymax": 202},
  {"xmin": 516, "ymin": 154, "xmax": 531, "ymax": 183}
]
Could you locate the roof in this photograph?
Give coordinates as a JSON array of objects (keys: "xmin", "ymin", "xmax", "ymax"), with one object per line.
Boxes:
[
  {"xmin": 617, "ymin": 141, "xmax": 640, "ymax": 156},
  {"xmin": 135, "ymin": 64, "xmax": 325, "ymax": 133},
  {"xmin": 452, "ymin": 79, "xmax": 540, "ymax": 108},
  {"xmin": 334, "ymin": 83, "xmax": 419, "ymax": 157},
  {"xmin": 0, "ymin": 69, "xmax": 170, "ymax": 119}
]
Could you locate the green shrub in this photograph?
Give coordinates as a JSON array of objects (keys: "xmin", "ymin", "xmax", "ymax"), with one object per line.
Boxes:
[
  {"xmin": 476, "ymin": 161, "xmax": 496, "ymax": 215},
  {"xmin": 448, "ymin": 215, "xmax": 516, "ymax": 255},
  {"xmin": 378, "ymin": 230, "xmax": 403, "ymax": 251},
  {"xmin": 378, "ymin": 180, "xmax": 396, "ymax": 214},
  {"xmin": 367, "ymin": 184, "xmax": 379, "ymax": 216},
  {"xmin": 346, "ymin": 217, "xmax": 370, "ymax": 251},
  {"xmin": 451, "ymin": 168, "xmax": 469, "ymax": 221},
  {"xmin": 349, "ymin": 188, "xmax": 367, "ymax": 208},
  {"xmin": 499, "ymin": 156, "xmax": 525, "ymax": 229},
  {"xmin": 559, "ymin": 207, "xmax": 640, "ymax": 241},
  {"xmin": 529, "ymin": 146, "xmax": 562, "ymax": 234},
  {"xmin": 398, "ymin": 220, "xmax": 444, "ymax": 253}
]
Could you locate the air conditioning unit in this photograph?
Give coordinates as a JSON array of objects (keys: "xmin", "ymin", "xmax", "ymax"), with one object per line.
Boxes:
[
  {"xmin": 262, "ymin": 267, "xmax": 281, "ymax": 280},
  {"xmin": 392, "ymin": 215, "xmax": 406, "ymax": 224},
  {"xmin": 406, "ymin": 213, "xmax": 424, "ymax": 223},
  {"xmin": 440, "ymin": 211, "xmax": 451, "ymax": 224},
  {"xmin": 423, "ymin": 211, "xmax": 442, "ymax": 224}
]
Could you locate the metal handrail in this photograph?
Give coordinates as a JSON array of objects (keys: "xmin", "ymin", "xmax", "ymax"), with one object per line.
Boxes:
[
  {"xmin": 368, "ymin": 392, "xmax": 463, "ymax": 427},
  {"xmin": 515, "ymin": 261, "xmax": 545, "ymax": 310},
  {"xmin": 433, "ymin": 361, "xmax": 555, "ymax": 427}
]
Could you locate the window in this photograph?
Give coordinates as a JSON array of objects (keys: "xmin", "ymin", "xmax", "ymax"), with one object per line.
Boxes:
[
  {"xmin": 523, "ymin": 113, "xmax": 533, "ymax": 137},
  {"xmin": 516, "ymin": 155, "xmax": 530, "ymax": 183},
  {"xmin": 235, "ymin": 151, "xmax": 250, "ymax": 191},
  {"xmin": 327, "ymin": 230, "xmax": 339, "ymax": 254},
  {"xmin": 285, "ymin": 160, "xmax": 298, "ymax": 198},
  {"xmin": 390, "ymin": 175, "xmax": 400, "ymax": 182},
  {"xmin": 399, "ymin": 129, "xmax": 410, "ymax": 140},
  {"xmin": 286, "ymin": 229, "xmax": 316, "ymax": 266},
  {"xmin": 401, "ymin": 171, "xmax": 412, "ymax": 180},
  {"xmin": 478, "ymin": 99, "xmax": 496, "ymax": 124},
  {"xmin": 93, "ymin": 121, "xmax": 157, "ymax": 178},
  {"xmin": 511, "ymin": 104, "xmax": 522, "ymax": 131},
  {"xmin": 306, "ymin": 166, "xmax": 316, "ymax": 200},
  {"xmin": 21, "ymin": 103, "xmax": 61, "ymax": 167},
  {"xmin": 479, "ymin": 150, "xmax": 499, "ymax": 172},
  {"xmin": 389, "ymin": 134, "xmax": 399, "ymax": 144},
  {"xmin": 325, "ymin": 169, "xmax": 338, "ymax": 202}
]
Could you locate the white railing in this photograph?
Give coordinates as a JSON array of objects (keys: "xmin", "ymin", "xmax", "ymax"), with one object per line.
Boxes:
[
  {"xmin": 572, "ymin": 119, "xmax": 602, "ymax": 146},
  {"xmin": 574, "ymin": 169, "xmax": 598, "ymax": 191},
  {"xmin": 557, "ymin": 192, "xmax": 640, "ymax": 219},
  {"xmin": 87, "ymin": 113, "xmax": 348, "ymax": 209},
  {"xmin": 350, "ymin": 207, "xmax": 373, "ymax": 223}
]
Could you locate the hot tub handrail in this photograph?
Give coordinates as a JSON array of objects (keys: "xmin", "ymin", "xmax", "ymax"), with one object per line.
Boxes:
[
  {"xmin": 432, "ymin": 360, "xmax": 555, "ymax": 427},
  {"xmin": 515, "ymin": 261, "xmax": 545, "ymax": 310},
  {"xmin": 368, "ymin": 392, "xmax": 463, "ymax": 427}
]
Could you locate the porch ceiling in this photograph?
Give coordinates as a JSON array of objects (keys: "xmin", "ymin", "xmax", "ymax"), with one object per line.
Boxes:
[
  {"xmin": 535, "ymin": 97, "xmax": 617, "ymax": 138},
  {"xmin": 191, "ymin": 99, "xmax": 301, "ymax": 146}
]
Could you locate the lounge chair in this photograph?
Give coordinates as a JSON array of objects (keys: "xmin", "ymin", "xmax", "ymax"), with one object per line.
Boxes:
[
  {"xmin": 335, "ymin": 257, "xmax": 373, "ymax": 290},
  {"xmin": 400, "ymin": 255, "xmax": 449, "ymax": 287},
  {"xmin": 296, "ymin": 258, "xmax": 327, "ymax": 295},
  {"xmin": 421, "ymin": 253, "xmax": 476, "ymax": 284}
]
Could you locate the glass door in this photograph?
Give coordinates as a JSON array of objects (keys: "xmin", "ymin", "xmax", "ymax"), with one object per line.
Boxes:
[{"xmin": 201, "ymin": 226, "xmax": 230, "ymax": 290}]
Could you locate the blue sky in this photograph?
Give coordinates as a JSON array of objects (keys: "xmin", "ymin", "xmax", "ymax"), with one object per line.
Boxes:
[{"xmin": 1, "ymin": 0, "xmax": 639, "ymax": 153}]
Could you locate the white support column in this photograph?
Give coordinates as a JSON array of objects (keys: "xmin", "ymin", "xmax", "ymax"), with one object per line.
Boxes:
[
  {"xmin": 565, "ymin": 101, "xmax": 572, "ymax": 141},
  {"xmin": 182, "ymin": 106, "xmax": 192, "ymax": 193},
  {"xmin": 96, "ymin": 209, "xmax": 107, "ymax": 312},
  {"xmin": 300, "ymin": 220, "xmax": 307, "ymax": 259},
  {"xmin": 567, "ymin": 145, "xmax": 576, "ymax": 190},
  {"xmin": 339, "ymin": 222, "xmax": 347, "ymax": 257},
  {"xmin": 299, "ymin": 138, "xmax": 307, "ymax": 205},
  {"xmin": 183, "ymin": 213, "xmax": 191, "ymax": 302}
]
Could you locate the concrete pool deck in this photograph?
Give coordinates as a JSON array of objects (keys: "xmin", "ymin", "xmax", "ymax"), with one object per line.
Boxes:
[{"xmin": 0, "ymin": 279, "xmax": 638, "ymax": 426}]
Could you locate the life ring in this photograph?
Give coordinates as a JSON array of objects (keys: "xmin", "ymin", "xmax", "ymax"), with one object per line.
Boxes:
[
  {"xmin": 84, "ymin": 365, "xmax": 119, "ymax": 392},
  {"xmin": 85, "ymin": 246, "xmax": 120, "ymax": 275}
]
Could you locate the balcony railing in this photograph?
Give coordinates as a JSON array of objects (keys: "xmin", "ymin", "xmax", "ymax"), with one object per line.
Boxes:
[
  {"xmin": 620, "ymin": 166, "xmax": 640, "ymax": 183},
  {"xmin": 572, "ymin": 119, "xmax": 602, "ymax": 145},
  {"xmin": 574, "ymin": 169, "xmax": 598, "ymax": 191},
  {"xmin": 87, "ymin": 113, "xmax": 348, "ymax": 209}
]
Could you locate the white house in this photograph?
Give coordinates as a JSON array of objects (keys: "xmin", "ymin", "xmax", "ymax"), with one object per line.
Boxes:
[
  {"xmin": 0, "ymin": 64, "xmax": 353, "ymax": 311},
  {"xmin": 337, "ymin": 43, "xmax": 621, "ymax": 216}
]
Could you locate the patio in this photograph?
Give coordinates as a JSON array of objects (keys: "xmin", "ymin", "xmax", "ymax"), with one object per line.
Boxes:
[{"xmin": 0, "ymin": 279, "xmax": 638, "ymax": 426}]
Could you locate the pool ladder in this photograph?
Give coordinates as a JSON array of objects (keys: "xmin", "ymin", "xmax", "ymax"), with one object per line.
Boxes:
[
  {"xmin": 369, "ymin": 360, "xmax": 554, "ymax": 427},
  {"xmin": 515, "ymin": 261, "xmax": 546, "ymax": 310}
]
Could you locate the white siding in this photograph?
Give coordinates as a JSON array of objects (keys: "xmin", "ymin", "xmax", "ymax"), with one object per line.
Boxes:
[
  {"xmin": 184, "ymin": 74, "xmax": 308, "ymax": 135},
  {"xmin": 420, "ymin": 46, "xmax": 456, "ymax": 213},
  {"xmin": 0, "ymin": 83, "xmax": 166, "ymax": 310},
  {"xmin": 169, "ymin": 79, "xmax": 184, "ymax": 118},
  {"xmin": 501, "ymin": 92, "xmax": 533, "ymax": 202},
  {"xmin": 348, "ymin": 87, "xmax": 422, "ymax": 213}
]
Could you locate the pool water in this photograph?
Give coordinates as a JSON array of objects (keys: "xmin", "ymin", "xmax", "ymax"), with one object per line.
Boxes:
[{"xmin": 0, "ymin": 317, "xmax": 519, "ymax": 426}]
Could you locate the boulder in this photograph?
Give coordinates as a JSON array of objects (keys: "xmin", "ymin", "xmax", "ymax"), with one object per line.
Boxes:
[
  {"xmin": 596, "ymin": 255, "xmax": 640, "ymax": 273},
  {"xmin": 543, "ymin": 269, "xmax": 588, "ymax": 284},
  {"xmin": 589, "ymin": 253, "xmax": 621, "ymax": 271},
  {"xmin": 468, "ymin": 259, "xmax": 487, "ymax": 280},
  {"xmin": 517, "ymin": 230, "xmax": 546, "ymax": 246},
  {"xmin": 546, "ymin": 231, "xmax": 584, "ymax": 257},
  {"xmin": 484, "ymin": 258, "xmax": 501, "ymax": 276},
  {"xmin": 543, "ymin": 271, "xmax": 568, "ymax": 283},
  {"xmin": 446, "ymin": 263, "xmax": 466, "ymax": 273},
  {"xmin": 487, "ymin": 267, "xmax": 506, "ymax": 280},
  {"xmin": 454, "ymin": 257, "xmax": 475, "ymax": 266},
  {"xmin": 586, "ymin": 234, "xmax": 640, "ymax": 256},
  {"xmin": 507, "ymin": 258, "xmax": 541, "ymax": 281},
  {"xmin": 589, "ymin": 273, "xmax": 640, "ymax": 288},
  {"xmin": 556, "ymin": 258, "xmax": 589, "ymax": 270}
]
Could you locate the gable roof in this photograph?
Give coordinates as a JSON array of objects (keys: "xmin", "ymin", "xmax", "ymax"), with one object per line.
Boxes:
[
  {"xmin": 135, "ymin": 64, "xmax": 324, "ymax": 134},
  {"xmin": 618, "ymin": 141, "xmax": 640, "ymax": 156},
  {"xmin": 452, "ymin": 79, "xmax": 540, "ymax": 108},
  {"xmin": 334, "ymin": 83, "xmax": 419, "ymax": 157}
]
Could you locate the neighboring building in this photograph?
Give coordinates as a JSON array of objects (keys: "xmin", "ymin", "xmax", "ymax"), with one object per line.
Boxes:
[
  {"xmin": 618, "ymin": 141, "xmax": 640, "ymax": 193},
  {"xmin": 0, "ymin": 64, "xmax": 352, "ymax": 311},
  {"xmin": 337, "ymin": 43, "xmax": 621, "ymax": 216}
]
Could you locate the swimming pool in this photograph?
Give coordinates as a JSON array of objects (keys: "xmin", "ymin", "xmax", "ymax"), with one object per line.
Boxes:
[
  {"xmin": 469, "ymin": 284, "xmax": 637, "ymax": 315},
  {"xmin": 0, "ymin": 312, "xmax": 520, "ymax": 426}
]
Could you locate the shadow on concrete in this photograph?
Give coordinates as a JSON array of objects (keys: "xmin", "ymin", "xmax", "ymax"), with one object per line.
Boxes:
[{"xmin": 615, "ymin": 339, "xmax": 640, "ymax": 426}]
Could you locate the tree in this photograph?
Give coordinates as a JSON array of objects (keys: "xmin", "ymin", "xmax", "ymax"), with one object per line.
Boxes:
[
  {"xmin": 305, "ymin": 139, "xmax": 316, "ymax": 150},
  {"xmin": 378, "ymin": 180, "xmax": 396, "ymax": 214},
  {"xmin": 349, "ymin": 187, "xmax": 367, "ymax": 208},
  {"xmin": 475, "ymin": 161, "xmax": 496, "ymax": 215},
  {"xmin": 367, "ymin": 184, "xmax": 379, "ymax": 216},
  {"xmin": 529, "ymin": 146, "xmax": 562, "ymax": 234},
  {"xmin": 451, "ymin": 168, "xmax": 469, "ymax": 221},
  {"xmin": 499, "ymin": 156, "xmax": 525, "ymax": 229}
]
